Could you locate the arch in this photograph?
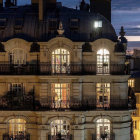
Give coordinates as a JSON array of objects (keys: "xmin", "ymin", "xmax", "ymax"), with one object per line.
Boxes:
[
  {"xmin": 48, "ymin": 117, "xmax": 71, "ymax": 140},
  {"xmin": 93, "ymin": 116, "xmax": 112, "ymax": 140},
  {"xmin": 97, "ymin": 48, "xmax": 109, "ymax": 55},
  {"xmin": 10, "ymin": 48, "xmax": 27, "ymax": 64},
  {"xmin": 96, "ymin": 118, "xmax": 111, "ymax": 140},
  {"xmin": 3, "ymin": 115, "xmax": 30, "ymax": 124},
  {"xmin": 4, "ymin": 38, "xmax": 29, "ymax": 52},
  {"xmin": 50, "ymin": 119, "xmax": 70, "ymax": 135},
  {"xmin": 8, "ymin": 118, "xmax": 26, "ymax": 136},
  {"xmin": 46, "ymin": 37, "xmax": 74, "ymax": 62},
  {"xmin": 47, "ymin": 37, "xmax": 74, "ymax": 47},
  {"xmin": 48, "ymin": 116, "xmax": 71, "ymax": 125},
  {"xmin": 93, "ymin": 115, "xmax": 113, "ymax": 123},
  {"xmin": 51, "ymin": 48, "xmax": 70, "ymax": 74}
]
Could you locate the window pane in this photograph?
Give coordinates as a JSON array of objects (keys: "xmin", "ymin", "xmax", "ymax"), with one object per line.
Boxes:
[
  {"xmin": 97, "ymin": 49, "xmax": 110, "ymax": 74},
  {"xmin": 96, "ymin": 83, "xmax": 110, "ymax": 108},
  {"xmin": 9, "ymin": 119, "xmax": 26, "ymax": 136},
  {"xmin": 51, "ymin": 83, "xmax": 70, "ymax": 108},
  {"xmin": 52, "ymin": 49, "xmax": 70, "ymax": 74}
]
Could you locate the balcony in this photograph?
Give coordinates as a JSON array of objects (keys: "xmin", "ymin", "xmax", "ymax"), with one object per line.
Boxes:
[
  {"xmin": 3, "ymin": 133, "xmax": 30, "ymax": 140},
  {"xmin": 0, "ymin": 63, "xmax": 129, "ymax": 75},
  {"xmin": 48, "ymin": 134, "xmax": 72, "ymax": 140},
  {"xmin": 92, "ymin": 133, "xmax": 115, "ymax": 140},
  {"xmin": 0, "ymin": 90, "xmax": 134, "ymax": 111}
]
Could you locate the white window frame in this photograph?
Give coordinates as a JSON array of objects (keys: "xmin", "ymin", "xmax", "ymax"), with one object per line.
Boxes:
[
  {"xmin": 94, "ymin": 21, "xmax": 102, "ymax": 28},
  {"xmin": 51, "ymin": 83, "xmax": 70, "ymax": 108},
  {"xmin": 96, "ymin": 83, "xmax": 110, "ymax": 108},
  {"xmin": 52, "ymin": 48, "xmax": 70, "ymax": 74}
]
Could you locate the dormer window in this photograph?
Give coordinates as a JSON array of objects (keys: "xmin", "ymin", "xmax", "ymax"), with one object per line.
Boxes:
[
  {"xmin": 0, "ymin": 18, "xmax": 7, "ymax": 30},
  {"xmin": 94, "ymin": 21, "xmax": 102, "ymax": 28},
  {"xmin": 48, "ymin": 19, "xmax": 57, "ymax": 31},
  {"xmin": 14, "ymin": 18, "xmax": 24, "ymax": 30},
  {"xmin": 70, "ymin": 18, "xmax": 79, "ymax": 29}
]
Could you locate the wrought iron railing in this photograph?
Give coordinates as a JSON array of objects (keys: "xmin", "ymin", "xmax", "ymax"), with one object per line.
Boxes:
[
  {"xmin": 39, "ymin": 99, "xmax": 130, "ymax": 111},
  {"xmin": 0, "ymin": 92, "xmax": 134, "ymax": 111},
  {"xmin": 0, "ymin": 63, "xmax": 129, "ymax": 75},
  {"xmin": 3, "ymin": 133, "xmax": 30, "ymax": 140},
  {"xmin": 48, "ymin": 134, "xmax": 72, "ymax": 140},
  {"xmin": 92, "ymin": 133, "xmax": 115, "ymax": 140},
  {"xmin": 0, "ymin": 91, "xmax": 35, "ymax": 110}
]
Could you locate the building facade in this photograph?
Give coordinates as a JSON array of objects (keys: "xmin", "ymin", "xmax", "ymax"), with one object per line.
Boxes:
[
  {"xmin": 0, "ymin": 0, "xmax": 134, "ymax": 140},
  {"xmin": 127, "ymin": 49, "xmax": 140, "ymax": 140}
]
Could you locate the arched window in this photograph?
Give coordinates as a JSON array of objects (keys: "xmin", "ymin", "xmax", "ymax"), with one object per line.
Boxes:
[
  {"xmin": 8, "ymin": 119, "xmax": 26, "ymax": 137},
  {"xmin": 50, "ymin": 120, "xmax": 70, "ymax": 139},
  {"xmin": 97, "ymin": 49, "xmax": 110, "ymax": 74},
  {"xmin": 52, "ymin": 49, "xmax": 70, "ymax": 74},
  {"xmin": 96, "ymin": 118, "xmax": 111, "ymax": 140},
  {"xmin": 10, "ymin": 49, "xmax": 26, "ymax": 65}
]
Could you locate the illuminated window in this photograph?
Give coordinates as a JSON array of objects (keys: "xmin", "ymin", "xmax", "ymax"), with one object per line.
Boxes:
[
  {"xmin": 128, "ymin": 79, "xmax": 135, "ymax": 88},
  {"xmin": 10, "ymin": 49, "xmax": 26, "ymax": 65},
  {"xmin": 52, "ymin": 49, "xmax": 70, "ymax": 74},
  {"xmin": 9, "ymin": 119, "xmax": 26, "ymax": 137},
  {"xmin": 96, "ymin": 83, "xmax": 110, "ymax": 108},
  {"xmin": 97, "ymin": 49, "xmax": 110, "ymax": 74},
  {"xmin": 96, "ymin": 118, "xmax": 110, "ymax": 140},
  {"xmin": 51, "ymin": 120, "xmax": 70, "ymax": 136},
  {"xmin": 94, "ymin": 21, "xmax": 102, "ymax": 28},
  {"xmin": 51, "ymin": 83, "xmax": 70, "ymax": 108}
]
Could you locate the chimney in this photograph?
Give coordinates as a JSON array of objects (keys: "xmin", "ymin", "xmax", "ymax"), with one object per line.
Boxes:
[
  {"xmin": 31, "ymin": 0, "xmax": 38, "ymax": 5},
  {"xmin": 90, "ymin": 0, "xmax": 111, "ymax": 22},
  {"xmin": 38, "ymin": 0, "xmax": 56, "ymax": 20},
  {"xmin": 0, "ymin": 0, "xmax": 3, "ymax": 7}
]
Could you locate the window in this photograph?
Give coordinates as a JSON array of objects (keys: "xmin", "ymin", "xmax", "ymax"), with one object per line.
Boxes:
[
  {"xmin": 70, "ymin": 19, "xmax": 79, "ymax": 29},
  {"xmin": 0, "ymin": 18, "xmax": 7, "ymax": 29},
  {"xmin": 94, "ymin": 21, "xmax": 102, "ymax": 28},
  {"xmin": 10, "ymin": 49, "xmax": 26, "ymax": 65},
  {"xmin": 97, "ymin": 49, "xmax": 110, "ymax": 74},
  {"xmin": 51, "ymin": 120, "xmax": 70, "ymax": 136},
  {"xmin": 128, "ymin": 79, "xmax": 135, "ymax": 88},
  {"xmin": 96, "ymin": 83, "xmax": 110, "ymax": 108},
  {"xmin": 51, "ymin": 83, "xmax": 70, "ymax": 108},
  {"xmin": 96, "ymin": 118, "xmax": 110, "ymax": 140},
  {"xmin": 14, "ymin": 18, "xmax": 24, "ymax": 30},
  {"xmin": 9, "ymin": 119, "xmax": 26, "ymax": 137},
  {"xmin": 48, "ymin": 19, "xmax": 57, "ymax": 31},
  {"xmin": 52, "ymin": 49, "xmax": 70, "ymax": 74},
  {"xmin": 10, "ymin": 83, "xmax": 24, "ymax": 94}
]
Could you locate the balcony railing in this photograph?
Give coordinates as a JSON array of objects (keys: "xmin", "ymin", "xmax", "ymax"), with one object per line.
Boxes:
[
  {"xmin": 92, "ymin": 133, "xmax": 115, "ymax": 140},
  {"xmin": 0, "ymin": 63, "xmax": 129, "ymax": 75},
  {"xmin": 39, "ymin": 99, "xmax": 130, "ymax": 111},
  {"xmin": 0, "ymin": 91, "xmax": 134, "ymax": 111},
  {"xmin": 3, "ymin": 133, "xmax": 30, "ymax": 140},
  {"xmin": 48, "ymin": 134, "xmax": 72, "ymax": 140}
]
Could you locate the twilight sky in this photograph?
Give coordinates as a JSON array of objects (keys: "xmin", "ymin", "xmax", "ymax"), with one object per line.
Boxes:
[
  {"xmin": 57, "ymin": 0, "xmax": 140, "ymax": 36},
  {"xmin": 3, "ymin": 0, "xmax": 140, "ymax": 36}
]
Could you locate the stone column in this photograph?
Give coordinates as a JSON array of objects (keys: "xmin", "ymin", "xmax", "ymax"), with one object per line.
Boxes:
[{"xmin": 73, "ymin": 125, "xmax": 85, "ymax": 140}]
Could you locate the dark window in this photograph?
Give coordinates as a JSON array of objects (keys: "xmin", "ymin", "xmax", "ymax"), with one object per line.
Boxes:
[
  {"xmin": 14, "ymin": 18, "xmax": 24, "ymax": 30},
  {"xmin": 70, "ymin": 19, "xmax": 79, "ymax": 29},
  {"xmin": 0, "ymin": 18, "xmax": 7, "ymax": 29},
  {"xmin": 48, "ymin": 19, "xmax": 57, "ymax": 31}
]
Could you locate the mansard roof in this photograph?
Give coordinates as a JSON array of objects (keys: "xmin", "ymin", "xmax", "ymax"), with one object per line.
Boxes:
[{"xmin": 0, "ymin": 5, "xmax": 117, "ymax": 42}]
